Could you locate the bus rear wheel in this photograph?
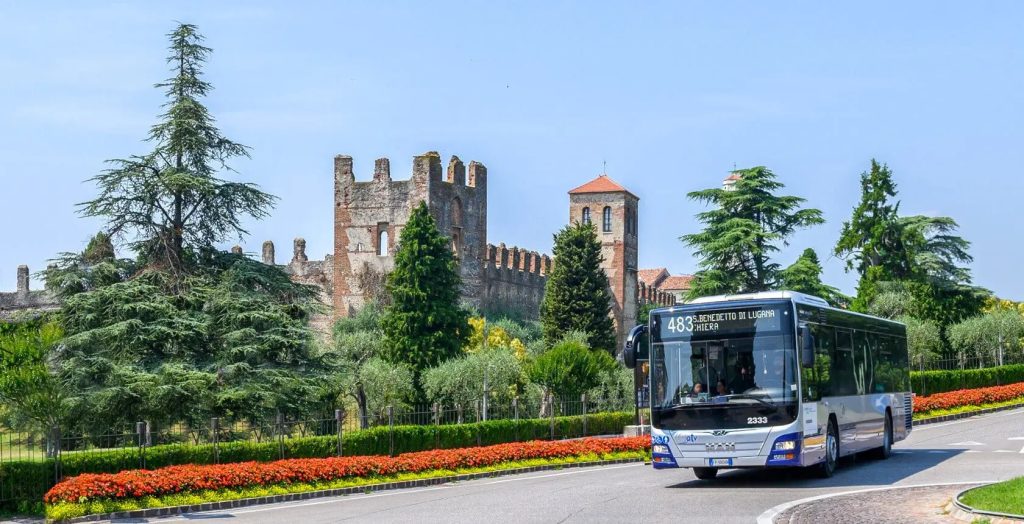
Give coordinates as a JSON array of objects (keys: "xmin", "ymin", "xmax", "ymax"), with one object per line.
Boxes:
[
  {"xmin": 872, "ymin": 413, "xmax": 893, "ymax": 460},
  {"xmin": 693, "ymin": 467, "xmax": 718, "ymax": 480}
]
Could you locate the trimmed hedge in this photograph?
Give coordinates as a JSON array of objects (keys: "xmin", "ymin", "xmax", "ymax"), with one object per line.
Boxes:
[
  {"xmin": 0, "ymin": 411, "xmax": 632, "ymax": 508},
  {"xmin": 911, "ymin": 364, "xmax": 1024, "ymax": 395}
]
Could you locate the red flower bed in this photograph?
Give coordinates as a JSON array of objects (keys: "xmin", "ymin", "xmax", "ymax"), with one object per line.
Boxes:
[
  {"xmin": 44, "ymin": 437, "xmax": 649, "ymax": 504},
  {"xmin": 913, "ymin": 382, "xmax": 1024, "ymax": 413}
]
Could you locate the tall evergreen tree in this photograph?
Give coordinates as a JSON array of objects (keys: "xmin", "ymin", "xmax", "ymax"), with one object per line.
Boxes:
[
  {"xmin": 834, "ymin": 160, "xmax": 905, "ymax": 309},
  {"xmin": 835, "ymin": 159, "xmax": 985, "ymax": 316},
  {"xmin": 681, "ymin": 166, "xmax": 824, "ymax": 298},
  {"xmin": 779, "ymin": 248, "xmax": 848, "ymax": 306},
  {"xmin": 540, "ymin": 222, "xmax": 616, "ymax": 352},
  {"xmin": 42, "ymin": 25, "xmax": 326, "ymax": 433},
  {"xmin": 381, "ymin": 202, "xmax": 469, "ymax": 388},
  {"xmin": 79, "ymin": 23, "xmax": 274, "ymax": 277}
]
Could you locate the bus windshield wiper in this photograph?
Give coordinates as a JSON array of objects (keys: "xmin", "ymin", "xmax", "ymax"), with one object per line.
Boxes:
[{"xmin": 726, "ymin": 393, "xmax": 776, "ymax": 407}]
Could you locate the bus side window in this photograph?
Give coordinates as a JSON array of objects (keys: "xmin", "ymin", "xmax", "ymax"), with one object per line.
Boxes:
[
  {"xmin": 833, "ymin": 329, "xmax": 856, "ymax": 396},
  {"xmin": 853, "ymin": 331, "xmax": 872, "ymax": 395},
  {"xmin": 804, "ymin": 324, "xmax": 834, "ymax": 400},
  {"xmin": 872, "ymin": 334, "xmax": 890, "ymax": 393}
]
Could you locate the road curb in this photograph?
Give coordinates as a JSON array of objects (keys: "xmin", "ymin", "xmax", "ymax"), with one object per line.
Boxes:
[
  {"xmin": 912, "ymin": 401, "xmax": 1024, "ymax": 426},
  {"xmin": 57, "ymin": 457, "xmax": 645, "ymax": 523},
  {"xmin": 756, "ymin": 481, "xmax": 993, "ymax": 524},
  {"xmin": 947, "ymin": 485, "xmax": 1024, "ymax": 523}
]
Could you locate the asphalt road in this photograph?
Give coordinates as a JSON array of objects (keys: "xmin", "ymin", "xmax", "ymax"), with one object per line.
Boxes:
[{"xmin": 120, "ymin": 407, "xmax": 1024, "ymax": 524}]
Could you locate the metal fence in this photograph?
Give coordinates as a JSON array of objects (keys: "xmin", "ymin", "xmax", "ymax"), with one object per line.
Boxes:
[
  {"xmin": 0, "ymin": 394, "xmax": 635, "ymax": 508},
  {"xmin": 917, "ymin": 354, "xmax": 1024, "ymax": 371}
]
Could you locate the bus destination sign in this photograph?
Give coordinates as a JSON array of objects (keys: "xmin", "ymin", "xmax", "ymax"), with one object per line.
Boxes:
[{"xmin": 656, "ymin": 306, "xmax": 785, "ymax": 339}]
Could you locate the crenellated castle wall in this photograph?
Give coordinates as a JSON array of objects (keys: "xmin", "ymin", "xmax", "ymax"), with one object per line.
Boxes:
[
  {"xmin": 0, "ymin": 265, "xmax": 59, "ymax": 321},
  {"xmin": 481, "ymin": 243, "xmax": 550, "ymax": 319}
]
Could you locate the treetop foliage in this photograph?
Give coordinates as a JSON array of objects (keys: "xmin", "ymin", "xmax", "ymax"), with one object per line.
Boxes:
[
  {"xmin": 682, "ymin": 166, "xmax": 824, "ymax": 297},
  {"xmin": 79, "ymin": 23, "xmax": 274, "ymax": 275},
  {"xmin": 779, "ymin": 248, "xmax": 848, "ymax": 307}
]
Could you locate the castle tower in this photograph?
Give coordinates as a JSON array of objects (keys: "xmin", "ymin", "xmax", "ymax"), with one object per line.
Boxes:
[
  {"xmin": 333, "ymin": 152, "xmax": 487, "ymax": 317},
  {"xmin": 568, "ymin": 174, "xmax": 639, "ymax": 352}
]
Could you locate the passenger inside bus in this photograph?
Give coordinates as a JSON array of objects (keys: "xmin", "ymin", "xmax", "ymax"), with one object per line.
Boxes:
[{"xmin": 715, "ymin": 379, "xmax": 729, "ymax": 396}]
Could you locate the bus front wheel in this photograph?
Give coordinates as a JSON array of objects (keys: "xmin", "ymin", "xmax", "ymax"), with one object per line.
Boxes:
[
  {"xmin": 693, "ymin": 467, "xmax": 718, "ymax": 480},
  {"xmin": 817, "ymin": 420, "xmax": 839, "ymax": 478}
]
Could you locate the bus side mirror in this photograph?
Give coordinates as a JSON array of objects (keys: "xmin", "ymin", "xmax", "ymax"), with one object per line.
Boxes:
[
  {"xmin": 623, "ymin": 324, "xmax": 648, "ymax": 369},
  {"xmin": 800, "ymin": 326, "xmax": 815, "ymax": 368}
]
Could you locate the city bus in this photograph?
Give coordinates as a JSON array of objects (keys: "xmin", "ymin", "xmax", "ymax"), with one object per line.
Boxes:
[{"xmin": 623, "ymin": 291, "xmax": 912, "ymax": 479}]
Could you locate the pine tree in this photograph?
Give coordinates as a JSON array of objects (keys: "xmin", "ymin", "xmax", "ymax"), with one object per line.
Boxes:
[
  {"xmin": 79, "ymin": 23, "xmax": 274, "ymax": 277},
  {"xmin": 43, "ymin": 24, "xmax": 327, "ymax": 434},
  {"xmin": 681, "ymin": 166, "xmax": 824, "ymax": 298},
  {"xmin": 381, "ymin": 202, "xmax": 469, "ymax": 388},
  {"xmin": 540, "ymin": 222, "xmax": 616, "ymax": 352},
  {"xmin": 779, "ymin": 248, "xmax": 848, "ymax": 307}
]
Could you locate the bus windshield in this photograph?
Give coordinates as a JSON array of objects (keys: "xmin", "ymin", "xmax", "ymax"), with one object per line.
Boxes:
[{"xmin": 651, "ymin": 303, "xmax": 797, "ymax": 410}]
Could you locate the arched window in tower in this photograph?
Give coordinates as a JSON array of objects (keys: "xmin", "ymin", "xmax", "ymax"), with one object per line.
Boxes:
[
  {"xmin": 378, "ymin": 224, "xmax": 389, "ymax": 256},
  {"xmin": 582, "ymin": 207, "xmax": 591, "ymax": 225},
  {"xmin": 602, "ymin": 206, "xmax": 612, "ymax": 232}
]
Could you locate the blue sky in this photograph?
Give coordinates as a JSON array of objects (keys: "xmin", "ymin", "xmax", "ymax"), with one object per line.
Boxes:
[{"xmin": 2, "ymin": 1, "xmax": 1022, "ymax": 300}]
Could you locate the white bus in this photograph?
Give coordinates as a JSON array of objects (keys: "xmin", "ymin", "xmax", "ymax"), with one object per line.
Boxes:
[{"xmin": 623, "ymin": 291, "xmax": 912, "ymax": 479}]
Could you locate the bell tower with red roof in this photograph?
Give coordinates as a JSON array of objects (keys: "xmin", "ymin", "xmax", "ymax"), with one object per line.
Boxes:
[{"xmin": 568, "ymin": 174, "xmax": 639, "ymax": 352}]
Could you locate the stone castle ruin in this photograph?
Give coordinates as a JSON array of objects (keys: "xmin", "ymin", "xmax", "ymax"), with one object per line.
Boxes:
[
  {"xmin": 0, "ymin": 265, "xmax": 59, "ymax": 321},
  {"xmin": 3, "ymin": 150, "xmax": 683, "ymax": 348},
  {"xmin": 332, "ymin": 152, "xmax": 550, "ymax": 320}
]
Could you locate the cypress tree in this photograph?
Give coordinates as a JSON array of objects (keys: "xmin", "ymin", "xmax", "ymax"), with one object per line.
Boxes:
[
  {"xmin": 540, "ymin": 222, "xmax": 616, "ymax": 352},
  {"xmin": 381, "ymin": 202, "xmax": 470, "ymax": 388}
]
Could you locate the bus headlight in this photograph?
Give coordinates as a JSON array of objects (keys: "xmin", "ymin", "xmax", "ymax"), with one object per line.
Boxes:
[
  {"xmin": 773, "ymin": 440, "xmax": 797, "ymax": 451},
  {"xmin": 653, "ymin": 444, "xmax": 670, "ymax": 454}
]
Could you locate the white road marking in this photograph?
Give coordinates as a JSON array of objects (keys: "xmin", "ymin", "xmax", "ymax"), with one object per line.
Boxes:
[
  {"xmin": 1020, "ymin": 445, "xmax": 1024, "ymax": 454},
  {"xmin": 926, "ymin": 450, "xmax": 950, "ymax": 454},
  {"xmin": 964, "ymin": 450, "xmax": 982, "ymax": 453},
  {"xmin": 949, "ymin": 441, "xmax": 985, "ymax": 446},
  {"xmin": 1008, "ymin": 437, "xmax": 1024, "ymax": 440},
  {"xmin": 993, "ymin": 450, "xmax": 1015, "ymax": 453}
]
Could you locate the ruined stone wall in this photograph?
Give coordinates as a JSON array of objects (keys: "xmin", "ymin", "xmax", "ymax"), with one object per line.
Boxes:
[
  {"xmin": 0, "ymin": 265, "xmax": 59, "ymax": 321},
  {"xmin": 480, "ymin": 243, "xmax": 550, "ymax": 319},
  {"xmin": 332, "ymin": 152, "xmax": 488, "ymax": 317}
]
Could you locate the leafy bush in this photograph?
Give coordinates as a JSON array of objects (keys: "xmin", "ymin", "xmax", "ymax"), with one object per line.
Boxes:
[
  {"xmin": 529, "ymin": 339, "xmax": 616, "ymax": 398},
  {"xmin": 910, "ymin": 364, "xmax": 1024, "ymax": 395}
]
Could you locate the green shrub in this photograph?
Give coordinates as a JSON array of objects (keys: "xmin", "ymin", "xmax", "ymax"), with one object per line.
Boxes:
[
  {"xmin": 0, "ymin": 411, "xmax": 634, "ymax": 510},
  {"xmin": 911, "ymin": 364, "xmax": 1024, "ymax": 395}
]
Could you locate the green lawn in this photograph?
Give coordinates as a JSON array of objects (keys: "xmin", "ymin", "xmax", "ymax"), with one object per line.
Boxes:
[{"xmin": 959, "ymin": 477, "xmax": 1024, "ymax": 516}]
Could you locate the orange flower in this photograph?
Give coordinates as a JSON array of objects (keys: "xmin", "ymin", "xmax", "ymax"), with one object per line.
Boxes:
[{"xmin": 44, "ymin": 437, "xmax": 650, "ymax": 504}]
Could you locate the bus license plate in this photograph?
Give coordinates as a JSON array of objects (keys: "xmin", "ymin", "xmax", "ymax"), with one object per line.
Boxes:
[{"xmin": 708, "ymin": 458, "xmax": 732, "ymax": 467}]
